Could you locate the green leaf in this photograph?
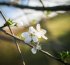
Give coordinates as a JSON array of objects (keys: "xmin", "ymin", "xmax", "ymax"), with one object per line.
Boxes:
[
  {"xmin": 31, "ymin": 19, "xmax": 36, "ymax": 25},
  {"xmin": 59, "ymin": 51, "xmax": 70, "ymax": 62},
  {"xmin": 17, "ymin": 35, "xmax": 23, "ymax": 39},
  {"xmin": 46, "ymin": 11, "xmax": 51, "ymax": 17},
  {"xmin": 14, "ymin": 23, "xmax": 18, "ymax": 27},
  {"xmin": 17, "ymin": 36, "xmax": 19, "ymax": 38},
  {"xmin": 7, "ymin": 18, "xmax": 17, "ymax": 27},
  {"xmin": 8, "ymin": 18, "xmax": 10, "ymax": 21},
  {"xmin": 7, "ymin": 18, "xmax": 13, "ymax": 26},
  {"xmin": 20, "ymin": 35, "xmax": 23, "ymax": 39}
]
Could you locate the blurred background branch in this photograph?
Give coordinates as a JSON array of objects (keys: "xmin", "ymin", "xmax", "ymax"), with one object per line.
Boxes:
[{"xmin": 0, "ymin": 2, "xmax": 70, "ymax": 11}]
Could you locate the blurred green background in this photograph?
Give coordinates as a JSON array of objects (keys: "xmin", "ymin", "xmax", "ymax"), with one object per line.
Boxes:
[{"xmin": 0, "ymin": 12, "xmax": 70, "ymax": 65}]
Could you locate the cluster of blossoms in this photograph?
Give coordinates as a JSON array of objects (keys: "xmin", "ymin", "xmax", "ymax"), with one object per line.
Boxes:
[{"xmin": 21, "ymin": 24, "xmax": 48, "ymax": 54}]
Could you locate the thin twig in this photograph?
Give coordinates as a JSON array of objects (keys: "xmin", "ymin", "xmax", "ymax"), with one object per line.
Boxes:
[
  {"xmin": 0, "ymin": 10, "xmax": 13, "ymax": 34},
  {"xmin": 39, "ymin": 0, "xmax": 45, "ymax": 10},
  {"xmin": 39, "ymin": 0, "xmax": 46, "ymax": 16},
  {"xmin": 0, "ymin": 10, "xmax": 25, "ymax": 65},
  {"xmin": 0, "ymin": 28, "xmax": 70, "ymax": 65}
]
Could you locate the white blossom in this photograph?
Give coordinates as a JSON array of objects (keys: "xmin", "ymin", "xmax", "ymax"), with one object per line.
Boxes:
[
  {"xmin": 36, "ymin": 24, "xmax": 48, "ymax": 40},
  {"xmin": 31, "ymin": 42, "xmax": 41, "ymax": 54},
  {"xmin": 21, "ymin": 26, "xmax": 38, "ymax": 43},
  {"xmin": 31, "ymin": 47, "xmax": 37, "ymax": 54},
  {"xmin": 21, "ymin": 23, "xmax": 48, "ymax": 43},
  {"xmin": 29, "ymin": 26, "xmax": 36, "ymax": 34}
]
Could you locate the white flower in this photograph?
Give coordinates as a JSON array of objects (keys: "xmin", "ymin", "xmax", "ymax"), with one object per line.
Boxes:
[
  {"xmin": 36, "ymin": 24, "xmax": 48, "ymax": 40},
  {"xmin": 21, "ymin": 26, "xmax": 38, "ymax": 43},
  {"xmin": 29, "ymin": 26, "xmax": 36, "ymax": 34},
  {"xmin": 21, "ymin": 23, "xmax": 48, "ymax": 43},
  {"xmin": 31, "ymin": 42, "xmax": 41, "ymax": 54}
]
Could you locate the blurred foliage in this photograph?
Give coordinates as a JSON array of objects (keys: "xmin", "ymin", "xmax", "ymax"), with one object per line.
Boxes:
[
  {"xmin": 30, "ymin": 19, "xmax": 36, "ymax": 25},
  {"xmin": 46, "ymin": 14, "xmax": 70, "ymax": 38},
  {"xmin": 59, "ymin": 51, "xmax": 70, "ymax": 62},
  {"xmin": 46, "ymin": 13, "xmax": 70, "ymax": 45},
  {"xmin": 46, "ymin": 11, "xmax": 51, "ymax": 17}
]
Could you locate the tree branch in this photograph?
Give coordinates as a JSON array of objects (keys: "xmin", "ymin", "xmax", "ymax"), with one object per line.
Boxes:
[
  {"xmin": 0, "ymin": 28, "xmax": 70, "ymax": 65},
  {"xmin": 0, "ymin": 2, "xmax": 70, "ymax": 11},
  {"xmin": 0, "ymin": 10, "xmax": 25, "ymax": 65}
]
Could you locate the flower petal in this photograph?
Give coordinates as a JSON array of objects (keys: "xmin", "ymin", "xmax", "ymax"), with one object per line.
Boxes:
[
  {"xmin": 42, "ymin": 35, "xmax": 48, "ymax": 40},
  {"xmin": 31, "ymin": 47, "xmax": 37, "ymax": 54},
  {"xmin": 41, "ymin": 29, "xmax": 46, "ymax": 34},
  {"xmin": 21, "ymin": 32, "xmax": 30, "ymax": 38},
  {"xmin": 32, "ymin": 36, "xmax": 38, "ymax": 42},
  {"xmin": 25, "ymin": 36, "xmax": 31, "ymax": 43},
  {"xmin": 35, "ymin": 32, "xmax": 41, "ymax": 38},
  {"xmin": 29, "ymin": 26, "xmax": 35, "ymax": 34},
  {"xmin": 36, "ymin": 24, "xmax": 40, "ymax": 31},
  {"xmin": 36, "ymin": 42, "xmax": 41, "ymax": 50}
]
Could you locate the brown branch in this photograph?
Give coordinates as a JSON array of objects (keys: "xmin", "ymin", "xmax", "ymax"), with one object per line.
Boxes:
[
  {"xmin": 0, "ymin": 28, "xmax": 70, "ymax": 65},
  {"xmin": 0, "ymin": 2, "xmax": 70, "ymax": 11},
  {"xmin": 0, "ymin": 10, "xmax": 25, "ymax": 65}
]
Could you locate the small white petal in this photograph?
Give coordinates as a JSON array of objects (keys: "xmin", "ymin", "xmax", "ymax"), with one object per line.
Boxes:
[
  {"xmin": 42, "ymin": 35, "xmax": 48, "ymax": 40},
  {"xmin": 32, "ymin": 36, "xmax": 38, "ymax": 42},
  {"xmin": 41, "ymin": 29, "xmax": 46, "ymax": 34},
  {"xmin": 36, "ymin": 24, "xmax": 40, "ymax": 31},
  {"xmin": 25, "ymin": 36, "xmax": 31, "ymax": 43},
  {"xmin": 29, "ymin": 26, "xmax": 35, "ymax": 34},
  {"xmin": 36, "ymin": 42, "xmax": 41, "ymax": 50},
  {"xmin": 21, "ymin": 32, "xmax": 30, "ymax": 38},
  {"xmin": 31, "ymin": 47, "xmax": 37, "ymax": 54},
  {"xmin": 35, "ymin": 32, "xmax": 41, "ymax": 38}
]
